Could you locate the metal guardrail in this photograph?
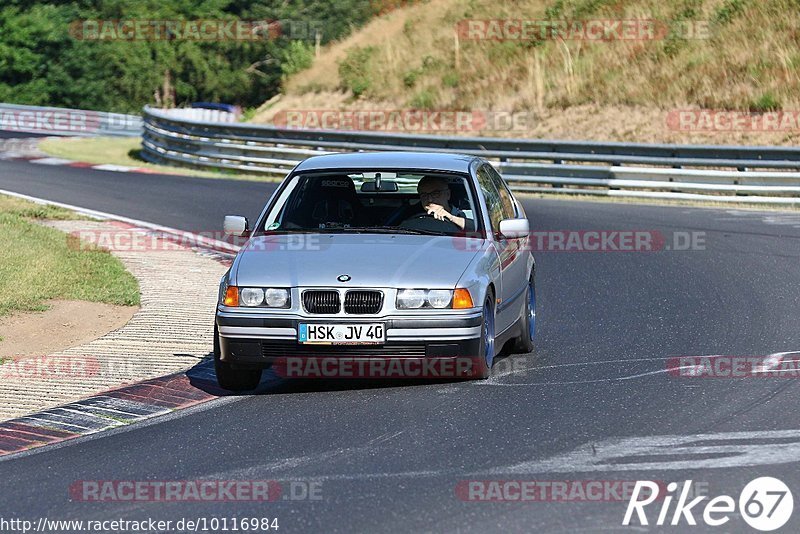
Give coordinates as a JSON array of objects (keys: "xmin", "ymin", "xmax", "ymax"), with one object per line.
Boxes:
[
  {"xmin": 0, "ymin": 103, "xmax": 141, "ymax": 137},
  {"xmin": 142, "ymin": 106, "xmax": 800, "ymax": 204},
  {"xmin": 159, "ymin": 108, "xmax": 238, "ymax": 123}
]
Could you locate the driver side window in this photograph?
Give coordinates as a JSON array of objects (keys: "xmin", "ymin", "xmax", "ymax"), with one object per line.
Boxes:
[
  {"xmin": 486, "ymin": 165, "xmax": 517, "ymax": 219},
  {"xmin": 477, "ymin": 166, "xmax": 504, "ymax": 233}
]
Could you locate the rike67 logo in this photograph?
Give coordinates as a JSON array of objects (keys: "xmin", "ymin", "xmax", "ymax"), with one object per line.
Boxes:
[{"xmin": 623, "ymin": 477, "xmax": 793, "ymax": 531}]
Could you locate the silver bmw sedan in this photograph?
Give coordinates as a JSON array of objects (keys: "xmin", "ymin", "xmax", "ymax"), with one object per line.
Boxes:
[{"xmin": 214, "ymin": 151, "xmax": 535, "ymax": 390}]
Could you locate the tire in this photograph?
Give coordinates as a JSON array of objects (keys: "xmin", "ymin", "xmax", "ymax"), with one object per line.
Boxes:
[
  {"xmin": 214, "ymin": 324, "xmax": 262, "ymax": 391},
  {"xmin": 513, "ymin": 273, "xmax": 535, "ymax": 354},
  {"xmin": 474, "ymin": 292, "xmax": 496, "ymax": 379}
]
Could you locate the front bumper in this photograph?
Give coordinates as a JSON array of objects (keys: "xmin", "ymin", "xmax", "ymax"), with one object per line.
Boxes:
[{"xmin": 216, "ymin": 310, "xmax": 483, "ymax": 369}]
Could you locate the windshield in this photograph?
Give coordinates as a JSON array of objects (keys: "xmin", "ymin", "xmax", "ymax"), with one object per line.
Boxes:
[{"xmin": 258, "ymin": 171, "xmax": 482, "ymax": 236}]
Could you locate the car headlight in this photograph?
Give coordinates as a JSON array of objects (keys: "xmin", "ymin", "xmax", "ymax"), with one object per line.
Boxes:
[
  {"xmin": 426, "ymin": 289, "xmax": 452, "ymax": 308},
  {"xmin": 221, "ymin": 287, "xmax": 291, "ymax": 308},
  {"xmin": 240, "ymin": 288, "xmax": 265, "ymax": 307},
  {"xmin": 397, "ymin": 289, "xmax": 427, "ymax": 309},
  {"xmin": 396, "ymin": 289, "xmax": 467, "ymax": 309},
  {"xmin": 264, "ymin": 288, "xmax": 290, "ymax": 308}
]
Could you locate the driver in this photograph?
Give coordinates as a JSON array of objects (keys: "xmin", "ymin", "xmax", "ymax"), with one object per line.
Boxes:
[{"xmin": 411, "ymin": 176, "xmax": 473, "ymax": 231}]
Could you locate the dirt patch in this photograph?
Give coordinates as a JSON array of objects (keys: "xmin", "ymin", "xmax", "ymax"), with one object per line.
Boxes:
[{"xmin": 0, "ymin": 300, "xmax": 137, "ymax": 360}]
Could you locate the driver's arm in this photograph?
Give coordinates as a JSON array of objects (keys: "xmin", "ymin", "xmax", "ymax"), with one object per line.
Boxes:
[
  {"xmin": 445, "ymin": 207, "xmax": 474, "ymax": 231},
  {"xmin": 445, "ymin": 213, "xmax": 467, "ymax": 230}
]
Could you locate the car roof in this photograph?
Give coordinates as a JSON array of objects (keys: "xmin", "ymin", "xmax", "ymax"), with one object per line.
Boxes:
[{"xmin": 292, "ymin": 151, "xmax": 481, "ymax": 174}]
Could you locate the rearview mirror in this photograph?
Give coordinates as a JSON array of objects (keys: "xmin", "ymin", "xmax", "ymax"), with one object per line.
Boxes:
[
  {"xmin": 361, "ymin": 180, "xmax": 399, "ymax": 192},
  {"xmin": 498, "ymin": 218, "xmax": 529, "ymax": 239},
  {"xmin": 223, "ymin": 215, "xmax": 249, "ymax": 237}
]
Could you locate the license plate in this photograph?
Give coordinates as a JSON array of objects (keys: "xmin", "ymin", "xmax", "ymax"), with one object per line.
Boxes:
[{"xmin": 298, "ymin": 323, "xmax": 385, "ymax": 345}]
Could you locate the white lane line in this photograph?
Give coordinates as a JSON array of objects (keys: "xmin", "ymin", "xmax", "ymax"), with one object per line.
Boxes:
[
  {"xmin": 489, "ymin": 356, "xmax": 681, "ymax": 380},
  {"xmin": 491, "ymin": 429, "xmax": 800, "ymax": 473},
  {"xmin": 489, "ymin": 351, "xmax": 800, "ymax": 383},
  {"xmin": 269, "ymin": 470, "xmax": 443, "ymax": 483},
  {"xmin": 53, "ymin": 407, "xmax": 123, "ymax": 427},
  {"xmin": 17, "ymin": 416, "xmax": 91, "ymax": 433},
  {"xmin": 29, "ymin": 157, "xmax": 73, "ymax": 165},
  {"xmin": 70, "ymin": 404, "xmax": 156, "ymax": 419},
  {"xmin": 480, "ymin": 368, "xmax": 689, "ymax": 387},
  {"xmin": 87, "ymin": 396, "xmax": 171, "ymax": 416},
  {"xmin": 92, "ymin": 164, "xmax": 134, "ymax": 172},
  {"xmin": 0, "ymin": 188, "xmax": 239, "ymax": 254}
]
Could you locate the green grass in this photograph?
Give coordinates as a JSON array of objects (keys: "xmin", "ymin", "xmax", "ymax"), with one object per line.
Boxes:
[
  {"xmin": 0, "ymin": 195, "xmax": 140, "ymax": 317},
  {"xmin": 0, "ymin": 195, "xmax": 86, "ymax": 221},
  {"xmin": 38, "ymin": 137, "xmax": 280, "ymax": 183}
]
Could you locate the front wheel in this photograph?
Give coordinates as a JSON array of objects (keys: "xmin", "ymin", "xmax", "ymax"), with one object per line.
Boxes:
[
  {"xmin": 473, "ymin": 294, "xmax": 496, "ymax": 379},
  {"xmin": 214, "ymin": 324, "xmax": 262, "ymax": 391}
]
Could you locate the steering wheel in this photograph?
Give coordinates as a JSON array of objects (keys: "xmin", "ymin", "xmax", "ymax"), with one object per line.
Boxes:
[{"xmin": 400, "ymin": 212, "xmax": 460, "ymax": 233}]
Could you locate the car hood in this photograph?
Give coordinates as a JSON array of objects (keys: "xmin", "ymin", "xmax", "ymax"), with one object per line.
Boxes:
[{"xmin": 233, "ymin": 233, "xmax": 483, "ymax": 288}]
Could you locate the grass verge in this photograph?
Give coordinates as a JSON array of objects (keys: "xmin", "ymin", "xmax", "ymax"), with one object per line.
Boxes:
[
  {"xmin": 0, "ymin": 194, "xmax": 140, "ymax": 317},
  {"xmin": 37, "ymin": 137, "xmax": 280, "ymax": 182}
]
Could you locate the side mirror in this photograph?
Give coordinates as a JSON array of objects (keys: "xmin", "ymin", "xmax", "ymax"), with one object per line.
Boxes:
[
  {"xmin": 223, "ymin": 215, "xmax": 249, "ymax": 237},
  {"xmin": 498, "ymin": 218, "xmax": 529, "ymax": 239}
]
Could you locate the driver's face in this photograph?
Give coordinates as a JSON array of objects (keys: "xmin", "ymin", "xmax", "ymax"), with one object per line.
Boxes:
[{"xmin": 418, "ymin": 183, "xmax": 451, "ymax": 209}]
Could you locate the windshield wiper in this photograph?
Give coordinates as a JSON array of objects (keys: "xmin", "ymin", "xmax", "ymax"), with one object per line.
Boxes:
[
  {"xmin": 358, "ymin": 226, "xmax": 449, "ymax": 236},
  {"xmin": 259, "ymin": 225, "xmax": 449, "ymax": 236},
  {"xmin": 257, "ymin": 229, "xmax": 319, "ymax": 236}
]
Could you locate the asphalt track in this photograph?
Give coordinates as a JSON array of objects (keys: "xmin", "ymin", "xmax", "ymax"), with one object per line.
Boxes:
[{"xmin": 1, "ymin": 143, "xmax": 800, "ymax": 533}]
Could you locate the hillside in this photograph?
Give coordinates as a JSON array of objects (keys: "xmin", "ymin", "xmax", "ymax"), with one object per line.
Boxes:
[{"xmin": 251, "ymin": 0, "xmax": 800, "ymax": 145}]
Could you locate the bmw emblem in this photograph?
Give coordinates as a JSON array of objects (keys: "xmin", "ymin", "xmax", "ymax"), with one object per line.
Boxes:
[{"xmin": 337, "ymin": 274, "xmax": 351, "ymax": 282}]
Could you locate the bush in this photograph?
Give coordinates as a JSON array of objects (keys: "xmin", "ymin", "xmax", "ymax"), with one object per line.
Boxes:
[
  {"xmin": 403, "ymin": 69, "xmax": 421, "ymax": 88},
  {"xmin": 713, "ymin": 0, "xmax": 747, "ymax": 25},
  {"xmin": 442, "ymin": 72, "xmax": 459, "ymax": 88},
  {"xmin": 409, "ymin": 89, "xmax": 436, "ymax": 109},
  {"xmin": 338, "ymin": 46, "xmax": 376, "ymax": 97},
  {"xmin": 281, "ymin": 41, "xmax": 314, "ymax": 78},
  {"xmin": 750, "ymin": 92, "xmax": 781, "ymax": 112}
]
